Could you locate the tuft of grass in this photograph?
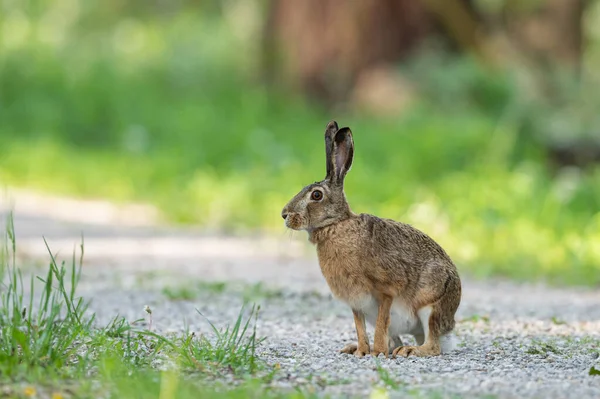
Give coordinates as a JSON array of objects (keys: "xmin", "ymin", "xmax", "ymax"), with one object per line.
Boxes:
[
  {"xmin": 242, "ymin": 282, "xmax": 284, "ymax": 302},
  {"xmin": 0, "ymin": 212, "xmax": 92, "ymax": 377},
  {"xmin": 162, "ymin": 286, "xmax": 197, "ymax": 301},
  {"xmin": 525, "ymin": 340, "xmax": 560, "ymax": 356},
  {"xmin": 161, "ymin": 280, "xmax": 283, "ymax": 303},
  {"xmin": 141, "ymin": 304, "xmax": 267, "ymax": 376},
  {"xmin": 162, "ymin": 281, "xmax": 229, "ymax": 301},
  {"xmin": 461, "ymin": 314, "xmax": 491, "ymax": 323},
  {"xmin": 198, "ymin": 281, "xmax": 229, "ymax": 294},
  {"xmin": 375, "ymin": 359, "xmax": 401, "ymax": 390}
]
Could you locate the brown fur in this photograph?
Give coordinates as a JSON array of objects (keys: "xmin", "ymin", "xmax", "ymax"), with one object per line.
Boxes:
[{"xmin": 281, "ymin": 120, "xmax": 461, "ymax": 358}]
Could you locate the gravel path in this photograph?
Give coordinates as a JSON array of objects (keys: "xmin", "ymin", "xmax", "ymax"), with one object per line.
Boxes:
[{"xmin": 2, "ymin": 189, "xmax": 600, "ymax": 398}]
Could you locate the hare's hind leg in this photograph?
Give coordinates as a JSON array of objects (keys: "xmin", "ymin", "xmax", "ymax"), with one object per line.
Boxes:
[
  {"xmin": 413, "ymin": 333, "xmax": 425, "ymax": 346},
  {"xmin": 393, "ymin": 271, "xmax": 460, "ymax": 358},
  {"xmin": 339, "ymin": 309, "xmax": 370, "ymax": 357},
  {"xmin": 392, "ymin": 305, "xmax": 442, "ymax": 357}
]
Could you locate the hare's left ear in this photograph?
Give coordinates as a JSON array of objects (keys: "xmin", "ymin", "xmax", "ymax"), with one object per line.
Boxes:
[
  {"xmin": 324, "ymin": 120, "xmax": 339, "ymax": 180},
  {"xmin": 330, "ymin": 127, "xmax": 354, "ymax": 185}
]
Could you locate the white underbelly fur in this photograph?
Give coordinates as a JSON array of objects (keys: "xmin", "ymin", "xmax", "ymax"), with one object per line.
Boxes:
[{"xmin": 346, "ymin": 295, "xmax": 421, "ymax": 336}]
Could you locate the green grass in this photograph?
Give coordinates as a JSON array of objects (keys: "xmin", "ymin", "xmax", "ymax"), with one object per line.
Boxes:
[
  {"xmin": 161, "ymin": 281, "xmax": 282, "ymax": 302},
  {"xmin": 460, "ymin": 314, "xmax": 491, "ymax": 324},
  {"xmin": 1, "ymin": 1, "xmax": 600, "ymax": 286},
  {"xmin": 175, "ymin": 304, "xmax": 263, "ymax": 376},
  {"xmin": 375, "ymin": 360, "xmax": 402, "ymax": 390},
  {"xmin": 162, "ymin": 281, "xmax": 228, "ymax": 301},
  {"xmin": 525, "ymin": 340, "xmax": 560, "ymax": 356},
  {"xmin": 0, "ymin": 217, "xmax": 93, "ymax": 378},
  {"xmin": 162, "ymin": 286, "xmax": 198, "ymax": 301}
]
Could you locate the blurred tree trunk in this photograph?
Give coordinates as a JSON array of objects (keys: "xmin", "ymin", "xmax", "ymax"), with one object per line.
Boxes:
[
  {"xmin": 261, "ymin": 0, "xmax": 587, "ymax": 107},
  {"xmin": 261, "ymin": 0, "xmax": 487, "ymax": 105},
  {"xmin": 501, "ymin": 0, "xmax": 593, "ymax": 169},
  {"xmin": 262, "ymin": 0, "xmax": 431, "ymax": 103},
  {"xmin": 503, "ymin": 0, "xmax": 585, "ymax": 76}
]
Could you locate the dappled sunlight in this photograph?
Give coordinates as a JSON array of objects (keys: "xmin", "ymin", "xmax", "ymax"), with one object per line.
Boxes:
[
  {"xmin": 37, "ymin": 0, "xmax": 80, "ymax": 47},
  {"xmin": 185, "ymin": 170, "xmax": 254, "ymax": 229},
  {"xmin": 112, "ymin": 19, "xmax": 147, "ymax": 57},
  {"xmin": 2, "ymin": 9, "xmax": 30, "ymax": 49}
]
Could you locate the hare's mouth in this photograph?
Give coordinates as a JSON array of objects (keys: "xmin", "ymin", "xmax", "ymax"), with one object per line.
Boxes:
[{"xmin": 284, "ymin": 213, "xmax": 305, "ymax": 230}]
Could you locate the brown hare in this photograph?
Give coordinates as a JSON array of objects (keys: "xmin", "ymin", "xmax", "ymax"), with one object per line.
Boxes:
[{"xmin": 281, "ymin": 121, "xmax": 461, "ymax": 358}]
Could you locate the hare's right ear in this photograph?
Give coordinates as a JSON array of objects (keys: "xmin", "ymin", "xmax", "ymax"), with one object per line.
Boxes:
[
  {"xmin": 324, "ymin": 120, "xmax": 339, "ymax": 180},
  {"xmin": 330, "ymin": 127, "xmax": 354, "ymax": 185}
]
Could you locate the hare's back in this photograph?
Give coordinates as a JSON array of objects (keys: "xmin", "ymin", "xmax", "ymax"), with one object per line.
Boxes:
[
  {"xmin": 352, "ymin": 214, "xmax": 457, "ymax": 296},
  {"xmin": 356, "ymin": 213, "xmax": 453, "ymax": 265}
]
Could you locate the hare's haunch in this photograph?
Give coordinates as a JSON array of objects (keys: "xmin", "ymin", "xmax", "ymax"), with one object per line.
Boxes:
[{"xmin": 282, "ymin": 121, "xmax": 461, "ymax": 358}]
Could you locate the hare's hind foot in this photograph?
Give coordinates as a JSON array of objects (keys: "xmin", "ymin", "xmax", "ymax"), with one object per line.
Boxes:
[
  {"xmin": 392, "ymin": 302, "xmax": 457, "ymax": 357},
  {"xmin": 391, "ymin": 333, "xmax": 442, "ymax": 357},
  {"xmin": 392, "ymin": 344, "xmax": 440, "ymax": 358}
]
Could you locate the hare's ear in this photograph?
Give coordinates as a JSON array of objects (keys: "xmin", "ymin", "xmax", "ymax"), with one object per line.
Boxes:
[
  {"xmin": 324, "ymin": 120, "xmax": 339, "ymax": 180},
  {"xmin": 331, "ymin": 127, "xmax": 354, "ymax": 184}
]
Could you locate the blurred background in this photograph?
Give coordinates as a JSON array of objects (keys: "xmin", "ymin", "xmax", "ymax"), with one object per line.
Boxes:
[{"xmin": 0, "ymin": 0, "xmax": 599, "ymax": 285}]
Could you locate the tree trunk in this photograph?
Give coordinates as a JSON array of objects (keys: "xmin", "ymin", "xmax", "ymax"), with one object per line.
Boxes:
[
  {"xmin": 262, "ymin": 0, "xmax": 586, "ymax": 109},
  {"xmin": 262, "ymin": 0, "xmax": 434, "ymax": 104},
  {"xmin": 503, "ymin": 0, "xmax": 585, "ymax": 75}
]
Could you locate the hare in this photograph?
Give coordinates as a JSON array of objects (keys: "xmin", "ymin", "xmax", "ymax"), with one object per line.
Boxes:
[{"xmin": 281, "ymin": 121, "xmax": 461, "ymax": 358}]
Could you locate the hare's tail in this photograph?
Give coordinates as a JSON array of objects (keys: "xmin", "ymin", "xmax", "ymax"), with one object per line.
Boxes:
[{"xmin": 440, "ymin": 333, "xmax": 458, "ymax": 353}]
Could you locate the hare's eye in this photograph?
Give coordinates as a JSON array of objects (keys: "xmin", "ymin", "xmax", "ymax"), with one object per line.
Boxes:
[{"xmin": 311, "ymin": 190, "xmax": 323, "ymax": 201}]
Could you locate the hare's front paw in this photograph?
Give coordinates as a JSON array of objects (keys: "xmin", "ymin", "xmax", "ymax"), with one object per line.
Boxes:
[
  {"xmin": 371, "ymin": 342, "xmax": 390, "ymax": 358},
  {"xmin": 339, "ymin": 343, "xmax": 370, "ymax": 358},
  {"xmin": 392, "ymin": 345, "xmax": 440, "ymax": 358}
]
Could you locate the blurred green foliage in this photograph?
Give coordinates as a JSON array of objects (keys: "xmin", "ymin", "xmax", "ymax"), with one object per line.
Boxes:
[{"xmin": 1, "ymin": 1, "xmax": 599, "ymax": 285}]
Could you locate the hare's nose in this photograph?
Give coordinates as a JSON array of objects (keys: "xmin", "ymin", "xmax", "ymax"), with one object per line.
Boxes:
[{"xmin": 281, "ymin": 212, "xmax": 289, "ymax": 220}]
